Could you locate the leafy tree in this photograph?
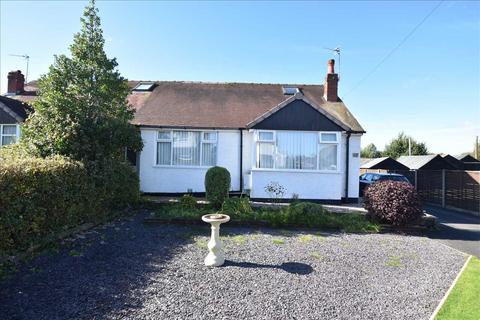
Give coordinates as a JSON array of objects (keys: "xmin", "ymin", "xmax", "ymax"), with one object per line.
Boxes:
[
  {"xmin": 361, "ymin": 143, "xmax": 382, "ymax": 158},
  {"xmin": 22, "ymin": 0, "xmax": 142, "ymax": 161},
  {"xmin": 383, "ymin": 132, "xmax": 428, "ymax": 159}
]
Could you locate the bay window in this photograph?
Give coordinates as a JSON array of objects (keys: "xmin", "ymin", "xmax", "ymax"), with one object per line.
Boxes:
[
  {"xmin": 156, "ymin": 130, "xmax": 217, "ymax": 166},
  {"xmin": 0, "ymin": 124, "xmax": 18, "ymax": 147},
  {"xmin": 256, "ymin": 130, "xmax": 339, "ymax": 171}
]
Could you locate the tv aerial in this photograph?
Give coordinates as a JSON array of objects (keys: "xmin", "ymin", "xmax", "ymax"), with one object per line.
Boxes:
[
  {"xmin": 9, "ymin": 54, "xmax": 30, "ymax": 84},
  {"xmin": 324, "ymin": 46, "xmax": 341, "ymax": 76}
]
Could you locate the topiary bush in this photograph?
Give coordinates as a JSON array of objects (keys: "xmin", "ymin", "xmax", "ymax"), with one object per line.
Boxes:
[
  {"xmin": 205, "ymin": 166, "xmax": 231, "ymax": 209},
  {"xmin": 363, "ymin": 180, "xmax": 422, "ymax": 226}
]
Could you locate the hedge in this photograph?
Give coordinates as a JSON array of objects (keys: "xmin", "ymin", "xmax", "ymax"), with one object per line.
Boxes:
[{"xmin": 0, "ymin": 149, "xmax": 139, "ymax": 256}]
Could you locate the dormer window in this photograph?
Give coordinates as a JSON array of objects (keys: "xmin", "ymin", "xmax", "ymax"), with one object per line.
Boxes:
[{"xmin": 133, "ymin": 82, "xmax": 155, "ymax": 91}]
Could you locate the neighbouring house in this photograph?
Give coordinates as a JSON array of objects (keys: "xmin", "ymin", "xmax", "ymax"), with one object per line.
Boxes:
[
  {"xmin": 455, "ymin": 153, "xmax": 480, "ymax": 171},
  {"xmin": 0, "ymin": 72, "xmax": 32, "ymax": 147},
  {"xmin": 5, "ymin": 59, "xmax": 365, "ymax": 202},
  {"xmin": 397, "ymin": 154, "xmax": 455, "ymax": 171},
  {"xmin": 441, "ymin": 154, "xmax": 465, "ymax": 170},
  {"xmin": 360, "ymin": 156, "xmax": 409, "ymax": 173}
]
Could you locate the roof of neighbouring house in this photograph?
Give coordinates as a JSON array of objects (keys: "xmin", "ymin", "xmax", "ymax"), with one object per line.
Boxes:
[
  {"xmin": 0, "ymin": 95, "xmax": 32, "ymax": 122},
  {"xmin": 360, "ymin": 156, "xmax": 410, "ymax": 170},
  {"xmin": 11, "ymin": 80, "xmax": 365, "ymax": 132},
  {"xmin": 360, "ymin": 158, "xmax": 373, "ymax": 166},
  {"xmin": 397, "ymin": 154, "xmax": 454, "ymax": 170},
  {"xmin": 441, "ymin": 154, "xmax": 465, "ymax": 169},
  {"xmin": 455, "ymin": 153, "xmax": 480, "ymax": 163}
]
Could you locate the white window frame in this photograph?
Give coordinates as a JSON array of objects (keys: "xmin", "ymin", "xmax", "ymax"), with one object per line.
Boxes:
[
  {"xmin": 254, "ymin": 130, "xmax": 341, "ymax": 173},
  {"xmin": 0, "ymin": 124, "xmax": 20, "ymax": 147},
  {"xmin": 154, "ymin": 129, "xmax": 218, "ymax": 168},
  {"xmin": 255, "ymin": 130, "xmax": 276, "ymax": 169}
]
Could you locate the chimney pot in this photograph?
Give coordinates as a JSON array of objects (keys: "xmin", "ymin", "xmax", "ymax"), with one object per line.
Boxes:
[
  {"xmin": 327, "ymin": 59, "xmax": 335, "ymax": 74},
  {"xmin": 324, "ymin": 59, "xmax": 339, "ymax": 102},
  {"xmin": 7, "ymin": 70, "xmax": 25, "ymax": 95}
]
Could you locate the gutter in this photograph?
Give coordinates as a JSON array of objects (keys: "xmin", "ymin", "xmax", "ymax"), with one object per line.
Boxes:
[
  {"xmin": 239, "ymin": 129, "xmax": 243, "ymax": 193},
  {"xmin": 344, "ymin": 132, "xmax": 351, "ymax": 202}
]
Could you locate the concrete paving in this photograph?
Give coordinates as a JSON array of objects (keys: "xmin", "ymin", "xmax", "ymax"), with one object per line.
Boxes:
[{"xmin": 424, "ymin": 205, "xmax": 480, "ymax": 257}]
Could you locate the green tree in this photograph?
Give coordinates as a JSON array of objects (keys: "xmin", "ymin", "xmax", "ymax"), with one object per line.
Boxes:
[
  {"xmin": 361, "ymin": 143, "xmax": 382, "ymax": 158},
  {"xmin": 383, "ymin": 132, "xmax": 428, "ymax": 159},
  {"xmin": 22, "ymin": 0, "xmax": 142, "ymax": 161}
]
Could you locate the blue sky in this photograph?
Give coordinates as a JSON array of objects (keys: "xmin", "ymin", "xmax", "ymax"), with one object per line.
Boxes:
[{"xmin": 1, "ymin": 1, "xmax": 479, "ymax": 154}]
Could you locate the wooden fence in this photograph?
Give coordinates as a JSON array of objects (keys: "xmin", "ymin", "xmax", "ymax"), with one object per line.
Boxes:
[{"xmin": 361, "ymin": 169, "xmax": 480, "ymax": 215}]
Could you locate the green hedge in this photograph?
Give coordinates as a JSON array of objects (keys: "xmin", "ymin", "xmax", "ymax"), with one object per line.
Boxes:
[
  {"xmin": 153, "ymin": 199, "xmax": 380, "ymax": 233},
  {"xmin": 0, "ymin": 149, "xmax": 139, "ymax": 256}
]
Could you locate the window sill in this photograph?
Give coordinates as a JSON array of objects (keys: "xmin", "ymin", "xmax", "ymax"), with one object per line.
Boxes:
[
  {"xmin": 152, "ymin": 165, "xmax": 214, "ymax": 169},
  {"xmin": 251, "ymin": 168, "xmax": 341, "ymax": 174}
]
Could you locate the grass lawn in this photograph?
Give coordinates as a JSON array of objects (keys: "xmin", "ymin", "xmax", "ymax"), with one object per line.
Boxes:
[
  {"xmin": 152, "ymin": 198, "xmax": 380, "ymax": 233},
  {"xmin": 435, "ymin": 256, "xmax": 480, "ymax": 320}
]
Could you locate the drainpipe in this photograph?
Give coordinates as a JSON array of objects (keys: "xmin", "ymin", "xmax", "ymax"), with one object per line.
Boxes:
[
  {"xmin": 344, "ymin": 132, "xmax": 351, "ymax": 202},
  {"xmin": 239, "ymin": 129, "xmax": 243, "ymax": 194}
]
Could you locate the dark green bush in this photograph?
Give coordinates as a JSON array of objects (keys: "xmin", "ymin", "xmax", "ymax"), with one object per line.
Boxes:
[
  {"xmin": 85, "ymin": 160, "xmax": 139, "ymax": 209},
  {"xmin": 0, "ymin": 148, "xmax": 139, "ymax": 256},
  {"xmin": 205, "ymin": 166, "xmax": 231, "ymax": 209},
  {"xmin": 364, "ymin": 180, "xmax": 422, "ymax": 226},
  {"xmin": 0, "ymin": 155, "xmax": 98, "ymax": 255},
  {"xmin": 180, "ymin": 194, "xmax": 197, "ymax": 209},
  {"xmin": 222, "ymin": 197, "xmax": 253, "ymax": 219}
]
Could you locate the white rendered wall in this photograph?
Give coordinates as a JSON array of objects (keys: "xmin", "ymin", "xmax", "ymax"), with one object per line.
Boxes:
[
  {"xmin": 139, "ymin": 129, "xmax": 241, "ymax": 193},
  {"xmin": 250, "ymin": 169, "xmax": 343, "ymax": 199}
]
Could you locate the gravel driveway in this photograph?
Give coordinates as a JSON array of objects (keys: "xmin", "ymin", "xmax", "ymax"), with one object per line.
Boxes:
[{"xmin": 0, "ymin": 212, "xmax": 467, "ymax": 320}]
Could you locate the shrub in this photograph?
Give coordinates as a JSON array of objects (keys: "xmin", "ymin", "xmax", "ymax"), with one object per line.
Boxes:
[
  {"xmin": 205, "ymin": 166, "xmax": 231, "ymax": 209},
  {"xmin": 264, "ymin": 181, "xmax": 286, "ymax": 202},
  {"xmin": 222, "ymin": 197, "xmax": 253, "ymax": 219},
  {"xmin": 0, "ymin": 155, "xmax": 98, "ymax": 255},
  {"xmin": 180, "ymin": 194, "xmax": 197, "ymax": 209},
  {"xmin": 363, "ymin": 180, "xmax": 422, "ymax": 226},
  {"xmin": 0, "ymin": 149, "xmax": 140, "ymax": 256},
  {"xmin": 85, "ymin": 160, "xmax": 139, "ymax": 209}
]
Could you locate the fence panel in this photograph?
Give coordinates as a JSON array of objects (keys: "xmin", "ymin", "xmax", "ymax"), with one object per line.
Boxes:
[
  {"xmin": 445, "ymin": 171, "xmax": 480, "ymax": 213},
  {"xmin": 417, "ymin": 170, "xmax": 443, "ymax": 205}
]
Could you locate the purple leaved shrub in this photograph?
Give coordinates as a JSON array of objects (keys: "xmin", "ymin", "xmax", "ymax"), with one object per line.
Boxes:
[{"xmin": 363, "ymin": 180, "xmax": 423, "ymax": 226}]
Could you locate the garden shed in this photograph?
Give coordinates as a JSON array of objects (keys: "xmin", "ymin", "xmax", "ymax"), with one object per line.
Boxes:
[
  {"xmin": 397, "ymin": 155, "xmax": 455, "ymax": 170},
  {"xmin": 360, "ymin": 156, "xmax": 409, "ymax": 174}
]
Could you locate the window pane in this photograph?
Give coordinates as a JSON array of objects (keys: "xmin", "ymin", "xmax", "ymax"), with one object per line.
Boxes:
[
  {"xmin": 276, "ymin": 131, "xmax": 317, "ymax": 170},
  {"xmin": 1, "ymin": 136, "xmax": 15, "ymax": 146},
  {"xmin": 202, "ymin": 143, "xmax": 217, "ymax": 166},
  {"xmin": 2, "ymin": 125, "xmax": 16, "ymax": 135},
  {"xmin": 158, "ymin": 131, "xmax": 171, "ymax": 140},
  {"xmin": 258, "ymin": 142, "xmax": 274, "ymax": 168},
  {"xmin": 203, "ymin": 132, "xmax": 217, "ymax": 141},
  {"xmin": 319, "ymin": 144, "xmax": 337, "ymax": 170},
  {"xmin": 172, "ymin": 131, "xmax": 201, "ymax": 166},
  {"xmin": 259, "ymin": 132, "xmax": 274, "ymax": 141},
  {"xmin": 157, "ymin": 142, "xmax": 171, "ymax": 165},
  {"xmin": 321, "ymin": 133, "xmax": 337, "ymax": 142}
]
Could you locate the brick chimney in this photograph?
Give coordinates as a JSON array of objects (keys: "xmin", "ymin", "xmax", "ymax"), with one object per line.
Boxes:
[
  {"xmin": 324, "ymin": 59, "xmax": 339, "ymax": 102},
  {"xmin": 7, "ymin": 70, "xmax": 25, "ymax": 95}
]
